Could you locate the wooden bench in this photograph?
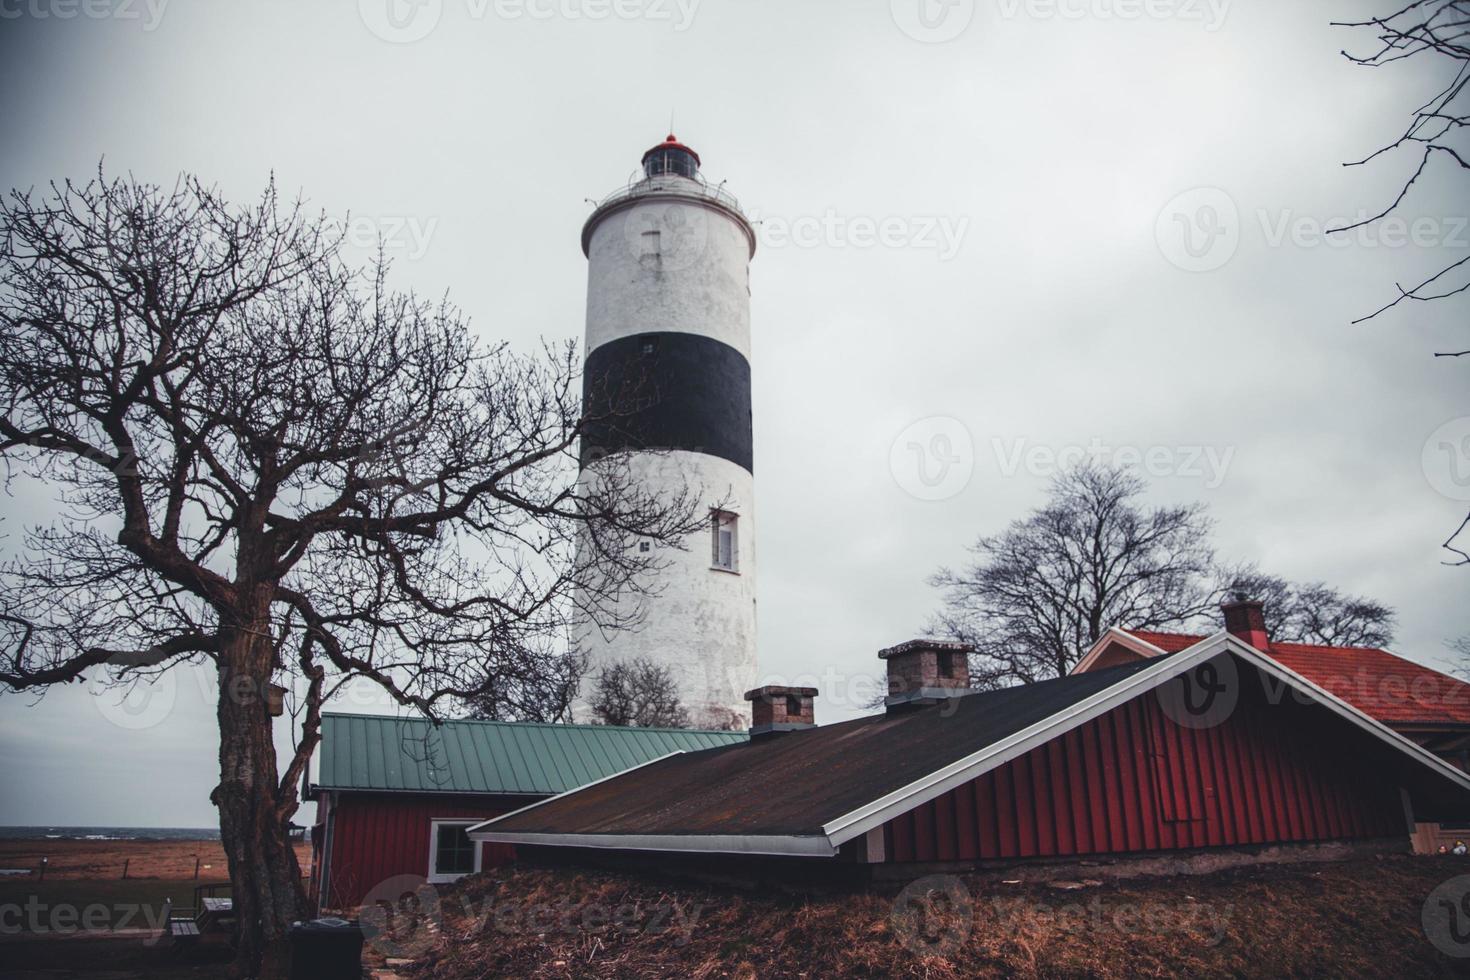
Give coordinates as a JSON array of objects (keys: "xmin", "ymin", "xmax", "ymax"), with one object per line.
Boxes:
[{"xmin": 154, "ymin": 898, "xmax": 202, "ymax": 953}]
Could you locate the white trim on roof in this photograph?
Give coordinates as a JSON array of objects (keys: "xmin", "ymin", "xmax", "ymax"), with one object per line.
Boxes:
[
  {"xmin": 1230, "ymin": 640, "xmax": 1470, "ymax": 789},
  {"xmin": 463, "ymin": 634, "xmax": 1470, "ymax": 858},
  {"xmin": 465, "ymin": 751, "xmax": 686, "ymax": 835},
  {"xmin": 467, "ymin": 831, "xmax": 837, "ymax": 858},
  {"xmin": 1069, "ymin": 626, "xmax": 1169, "ymax": 675},
  {"xmin": 824, "ymin": 636, "xmax": 1223, "ymax": 846}
]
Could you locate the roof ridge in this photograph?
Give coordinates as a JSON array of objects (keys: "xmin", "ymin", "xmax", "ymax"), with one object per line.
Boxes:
[
  {"xmin": 1128, "ymin": 628, "xmax": 1206, "ymax": 638},
  {"xmin": 318, "ymin": 710, "xmax": 745, "ymax": 737}
]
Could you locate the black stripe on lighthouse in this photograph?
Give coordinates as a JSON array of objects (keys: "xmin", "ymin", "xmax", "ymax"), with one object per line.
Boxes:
[{"xmin": 581, "ymin": 332, "xmax": 753, "ymax": 474}]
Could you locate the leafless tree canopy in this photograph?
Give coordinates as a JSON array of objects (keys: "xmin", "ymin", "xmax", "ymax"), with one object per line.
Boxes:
[
  {"xmin": 1333, "ymin": 1, "xmax": 1470, "ymax": 325},
  {"xmin": 587, "ymin": 657, "xmax": 691, "ymax": 729},
  {"xmin": 929, "ymin": 463, "xmax": 1218, "ymax": 687},
  {"xmin": 1333, "ymin": 3, "xmax": 1470, "ymax": 566},
  {"xmin": 0, "ymin": 169, "xmax": 705, "ymax": 977},
  {"xmin": 464, "ymin": 647, "xmax": 587, "ymax": 724},
  {"xmin": 1221, "ymin": 569, "xmax": 1398, "ymax": 647}
]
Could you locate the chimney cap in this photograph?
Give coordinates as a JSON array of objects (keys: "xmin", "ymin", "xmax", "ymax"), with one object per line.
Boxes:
[
  {"xmin": 743, "ymin": 685, "xmax": 818, "ymax": 701},
  {"xmin": 878, "ymin": 639, "xmax": 974, "ymax": 660},
  {"xmin": 1220, "ymin": 595, "xmax": 1264, "ymax": 610}
]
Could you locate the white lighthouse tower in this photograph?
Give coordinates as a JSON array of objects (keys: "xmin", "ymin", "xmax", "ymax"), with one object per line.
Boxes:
[{"xmin": 574, "ymin": 134, "xmax": 758, "ymax": 729}]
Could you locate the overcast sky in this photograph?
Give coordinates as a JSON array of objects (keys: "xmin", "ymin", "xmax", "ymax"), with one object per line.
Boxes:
[{"xmin": 1, "ymin": 0, "xmax": 1466, "ymax": 828}]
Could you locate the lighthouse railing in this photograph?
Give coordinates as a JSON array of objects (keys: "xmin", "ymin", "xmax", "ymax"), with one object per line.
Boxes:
[{"xmin": 590, "ymin": 176, "xmax": 745, "ymax": 216}]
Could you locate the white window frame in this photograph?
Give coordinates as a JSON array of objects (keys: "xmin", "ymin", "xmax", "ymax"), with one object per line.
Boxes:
[
  {"xmin": 710, "ymin": 510, "xmax": 739, "ymax": 574},
  {"xmin": 427, "ymin": 819, "xmax": 482, "ymax": 884}
]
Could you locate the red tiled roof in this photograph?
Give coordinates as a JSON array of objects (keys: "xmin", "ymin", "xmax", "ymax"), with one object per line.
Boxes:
[
  {"xmin": 1121, "ymin": 630, "xmax": 1470, "ymax": 728},
  {"xmin": 1127, "ymin": 630, "xmax": 1207, "ymax": 653}
]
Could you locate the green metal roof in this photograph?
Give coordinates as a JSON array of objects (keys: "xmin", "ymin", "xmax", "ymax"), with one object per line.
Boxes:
[{"xmin": 315, "ymin": 712, "xmax": 747, "ymax": 797}]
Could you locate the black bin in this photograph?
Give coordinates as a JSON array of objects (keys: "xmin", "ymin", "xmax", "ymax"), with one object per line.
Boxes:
[{"xmin": 289, "ymin": 917, "xmax": 364, "ymax": 980}]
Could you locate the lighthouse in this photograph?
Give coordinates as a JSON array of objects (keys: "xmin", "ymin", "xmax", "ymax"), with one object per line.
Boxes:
[{"xmin": 574, "ymin": 134, "xmax": 758, "ymax": 730}]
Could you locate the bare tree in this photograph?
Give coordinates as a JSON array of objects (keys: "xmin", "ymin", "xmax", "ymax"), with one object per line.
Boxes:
[
  {"xmin": 1222, "ymin": 569, "xmax": 1397, "ymax": 647},
  {"xmin": 929, "ymin": 463, "xmax": 1218, "ymax": 687},
  {"xmin": 587, "ymin": 657, "xmax": 691, "ymax": 729},
  {"xmin": 1332, "ymin": 1, "xmax": 1469, "ymax": 325},
  {"xmin": 464, "ymin": 647, "xmax": 586, "ymax": 723},
  {"xmin": 1332, "ymin": 3, "xmax": 1469, "ymax": 565},
  {"xmin": 0, "ymin": 170, "xmax": 706, "ymax": 978}
]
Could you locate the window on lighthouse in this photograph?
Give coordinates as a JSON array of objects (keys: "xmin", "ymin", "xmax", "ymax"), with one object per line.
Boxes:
[{"xmin": 711, "ymin": 511, "xmax": 738, "ymax": 573}]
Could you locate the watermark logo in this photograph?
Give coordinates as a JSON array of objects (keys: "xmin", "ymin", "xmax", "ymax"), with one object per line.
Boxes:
[
  {"xmin": 1423, "ymin": 876, "xmax": 1470, "ymax": 958},
  {"xmin": 992, "ymin": 437, "xmax": 1235, "ymax": 489},
  {"xmin": 989, "ymin": 893, "xmax": 1234, "ymax": 945},
  {"xmin": 890, "ymin": 417, "xmax": 975, "ymax": 502},
  {"xmin": 750, "ymin": 210, "xmax": 970, "ymax": 261},
  {"xmin": 334, "ymin": 214, "xmax": 439, "ymax": 262},
  {"xmin": 494, "ymin": 0, "xmax": 701, "ymax": 29},
  {"xmin": 359, "ymin": 0, "xmax": 443, "ymax": 42},
  {"xmin": 359, "ymin": 874, "xmax": 443, "ymax": 958},
  {"xmin": 1423, "ymin": 418, "xmax": 1470, "ymax": 503},
  {"xmin": 891, "ymin": 875, "xmax": 974, "ymax": 958},
  {"xmin": 359, "ymin": 0, "xmax": 701, "ymax": 41},
  {"xmin": 0, "ymin": 0, "xmax": 170, "ymax": 30},
  {"xmin": 1268, "ymin": 212, "xmax": 1469, "ymax": 251},
  {"xmin": 1157, "ymin": 192, "xmax": 1467, "ymax": 274},
  {"xmin": 1156, "ymin": 654, "xmax": 1239, "ymax": 730},
  {"xmin": 1156, "ymin": 187, "xmax": 1240, "ymax": 273},
  {"xmin": 0, "ymin": 898, "xmax": 167, "ymax": 939},
  {"xmin": 88, "ymin": 671, "xmax": 177, "ymax": 731},
  {"xmin": 994, "ymin": 0, "xmax": 1230, "ymax": 31},
  {"xmin": 890, "ymin": 0, "xmax": 975, "ymax": 43},
  {"xmin": 621, "ymin": 200, "xmax": 709, "ymax": 273}
]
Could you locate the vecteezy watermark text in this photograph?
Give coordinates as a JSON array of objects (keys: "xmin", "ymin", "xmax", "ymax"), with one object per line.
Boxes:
[
  {"xmin": 992, "ymin": 437, "xmax": 1236, "ymax": 489},
  {"xmin": 358, "ymin": 0, "xmax": 700, "ymax": 43},
  {"xmin": 0, "ymin": 0, "xmax": 168, "ymax": 29},
  {"xmin": 358, "ymin": 874, "xmax": 703, "ymax": 957},
  {"xmin": 0, "ymin": 898, "xmax": 168, "ymax": 938},
  {"xmin": 1157, "ymin": 186, "xmax": 1470, "ymax": 273},
  {"xmin": 995, "ymin": 0, "xmax": 1230, "ymax": 31},
  {"xmin": 890, "ymin": 874, "xmax": 1234, "ymax": 960},
  {"xmin": 750, "ymin": 210, "xmax": 970, "ymax": 261}
]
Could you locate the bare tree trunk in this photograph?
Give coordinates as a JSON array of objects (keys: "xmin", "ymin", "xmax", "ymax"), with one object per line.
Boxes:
[{"xmin": 214, "ymin": 594, "xmax": 307, "ymax": 980}]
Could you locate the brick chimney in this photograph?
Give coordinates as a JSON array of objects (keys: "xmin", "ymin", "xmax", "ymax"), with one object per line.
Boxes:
[
  {"xmin": 744, "ymin": 685, "xmax": 817, "ymax": 737},
  {"xmin": 879, "ymin": 639, "xmax": 975, "ymax": 711},
  {"xmin": 1221, "ymin": 596, "xmax": 1270, "ymax": 649}
]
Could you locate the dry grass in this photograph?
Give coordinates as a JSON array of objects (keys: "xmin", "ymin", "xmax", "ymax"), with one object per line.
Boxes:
[
  {"xmin": 395, "ymin": 854, "xmax": 1470, "ymax": 979},
  {"xmin": 0, "ymin": 838, "xmax": 311, "ymax": 882}
]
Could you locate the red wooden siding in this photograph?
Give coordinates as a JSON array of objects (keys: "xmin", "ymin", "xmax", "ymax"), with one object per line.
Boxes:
[
  {"xmin": 321, "ymin": 793, "xmax": 530, "ymax": 909},
  {"xmin": 883, "ymin": 676, "xmax": 1408, "ymax": 863}
]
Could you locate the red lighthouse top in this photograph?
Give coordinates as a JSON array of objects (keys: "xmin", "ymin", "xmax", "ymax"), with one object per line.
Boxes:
[{"xmin": 641, "ymin": 134, "xmax": 701, "ymax": 178}]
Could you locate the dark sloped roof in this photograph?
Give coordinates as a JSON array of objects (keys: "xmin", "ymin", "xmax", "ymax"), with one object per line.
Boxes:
[
  {"xmin": 479, "ymin": 659, "xmax": 1161, "ymax": 838},
  {"xmin": 315, "ymin": 713, "xmax": 746, "ymax": 796}
]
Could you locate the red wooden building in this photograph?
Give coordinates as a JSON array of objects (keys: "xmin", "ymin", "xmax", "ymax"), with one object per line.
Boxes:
[
  {"xmin": 306, "ymin": 714, "xmax": 744, "ymax": 909},
  {"xmin": 1075, "ymin": 598, "xmax": 1470, "ymax": 852},
  {"xmin": 469, "ymin": 633, "xmax": 1470, "ymax": 875}
]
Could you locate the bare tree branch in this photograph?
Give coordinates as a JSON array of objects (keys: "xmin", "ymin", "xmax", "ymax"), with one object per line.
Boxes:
[{"xmin": 0, "ymin": 167, "xmax": 709, "ymax": 978}]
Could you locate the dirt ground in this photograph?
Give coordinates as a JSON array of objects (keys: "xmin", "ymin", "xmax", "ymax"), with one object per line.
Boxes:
[
  {"xmin": 0, "ymin": 838, "xmax": 311, "ymax": 883},
  {"xmin": 395, "ymin": 854, "xmax": 1470, "ymax": 979}
]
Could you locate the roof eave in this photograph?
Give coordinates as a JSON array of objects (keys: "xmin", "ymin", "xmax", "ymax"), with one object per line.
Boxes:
[
  {"xmin": 466, "ymin": 751, "xmax": 686, "ymax": 835},
  {"xmin": 466, "ymin": 830, "xmax": 837, "ymax": 858},
  {"xmin": 1070, "ymin": 626, "xmax": 1168, "ymax": 675}
]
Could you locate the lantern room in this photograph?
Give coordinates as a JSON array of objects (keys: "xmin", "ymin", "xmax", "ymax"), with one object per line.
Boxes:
[{"xmin": 641, "ymin": 134, "xmax": 701, "ymax": 179}]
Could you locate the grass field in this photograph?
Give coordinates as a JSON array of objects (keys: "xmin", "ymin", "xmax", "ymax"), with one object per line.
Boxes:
[
  {"xmin": 406, "ymin": 854, "xmax": 1470, "ymax": 979},
  {"xmin": 0, "ymin": 839, "xmax": 309, "ymax": 934}
]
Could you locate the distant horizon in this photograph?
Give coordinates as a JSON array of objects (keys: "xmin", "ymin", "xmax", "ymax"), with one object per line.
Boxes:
[{"xmin": 0, "ymin": 822, "xmax": 217, "ymax": 834}]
